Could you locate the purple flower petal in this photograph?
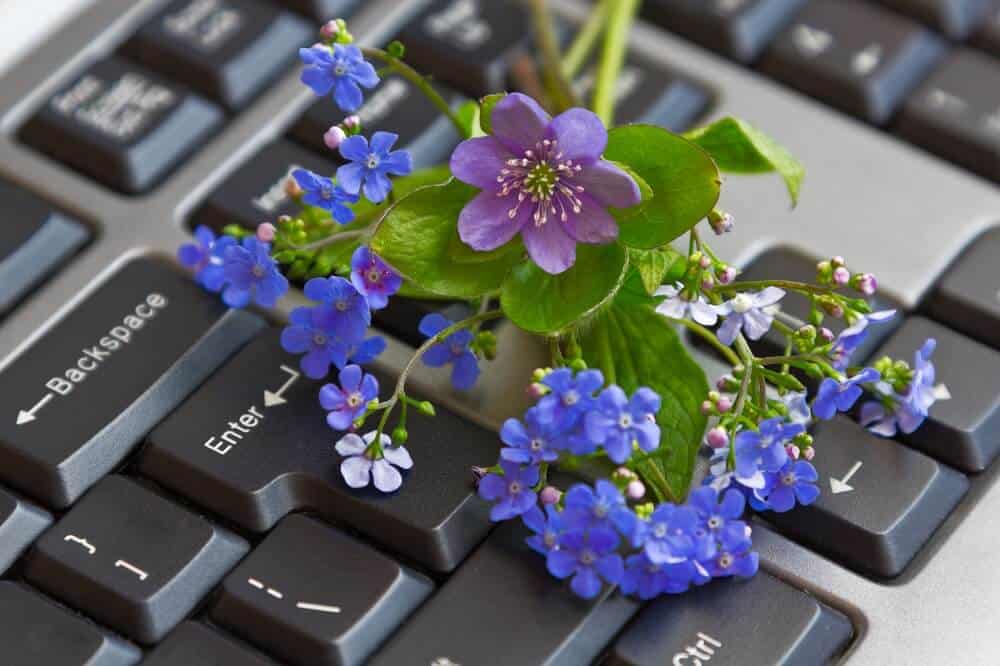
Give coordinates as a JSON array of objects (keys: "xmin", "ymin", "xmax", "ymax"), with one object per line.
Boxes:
[
  {"xmin": 372, "ymin": 459, "xmax": 403, "ymax": 492},
  {"xmin": 450, "ymin": 136, "xmax": 512, "ymax": 189},
  {"xmin": 521, "ymin": 218, "xmax": 577, "ymax": 275},
  {"xmin": 547, "ymin": 108, "xmax": 607, "ymax": 163},
  {"xmin": 341, "ymin": 456, "xmax": 373, "ymax": 488},
  {"xmin": 571, "ymin": 567, "xmax": 602, "ymax": 599},
  {"xmin": 457, "ymin": 190, "xmax": 529, "ymax": 251},
  {"xmin": 562, "ymin": 194, "xmax": 619, "ymax": 244},
  {"xmin": 383, "ymin": 445, "xmax": 413, "ymax": 470},
  {"xmin": 490, "ymin": 93, "xmax": 550, "ymax": 154},
  {"xmin": 573, "ymin": 160, "xmax": 641, "ymax": 208}
]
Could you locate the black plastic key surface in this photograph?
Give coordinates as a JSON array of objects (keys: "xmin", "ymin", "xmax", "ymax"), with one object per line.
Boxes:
[
  {"xmin": 0, "ymin": 257, "xmax": 264, "ymax": 509},
  {"xmin": 871, "ymin": 316, "xmax": 1000, "ymax": 472},
  {"xmin": 971, "ymin": 2, "xmax": 1000, "ymax": 55},
  {"xmin": 926, "ymin": 227, "xmax": 1000, "ymax": 348},
  {"xmin": 879, "ymin": 0, "xmax": 991, "ymax": 39},
  {"xmin": 371, "ymin": 520, "xmax": 638, "ymax": 666},
  {"xmin": 124, "ymin": 0, "xmax": 312, "ymax": 111},
  {"xmin": 278, "ymin": 0, "xmax": 360, "ymax": 22},
  {"xmin": 374, "ymin": 300, "xmax": 475, "ymax": 348},
  {"xmin": 20, "ymin": 58, "xmax": 222, "ymax": 194},
  {"xmin": 398, "ymin": 0, "xmax": 532, "ymax": 97},
  {"xmin": 290, "ymin": 75, "xmax": 462, "ymax": 169},
  {"xmin": 0, "ymin": 582, "xmax": 141, "ymax": 666},
  {"xmin": 606, "ymin": 571, "xmax": 852, "ymax": 666},
  {"xmin": 760, "ymin": 0, "xmax": 945, "ymax": 124},
  {"xmin": 896, "ymin": 49, "xmax": 1000, "ymax": 182},
  {"xmin": 643, "ymin": 0, "xmax": 808, "ymax": 62},
  {"xmin": 210, "ymin": 514, "xmax": 432, "ymax": 666},
  {"xmin": 23, "ymin": 476, "xmax": 248, "ymax": 645},
  {"xmin": 139, "ymin": 328, "xmax": 497, "ymax": 573},
  {"xmin": 0, "ymin": 178, "xmax": 89, "ymax": 318},
  {"xmin": 143, "ymin": 622, "xmax": 276, "ymax": 666},
  {"xmin": 191, "ymin": 138, "xmax": 337, "ymax": 232},
  {"xmin": 0, "ymin": 487, "xmax": 51, "ymax": 574},
  {"xmin": 764, "ymin": 416, "xmax": 967, "ymax": 577}
]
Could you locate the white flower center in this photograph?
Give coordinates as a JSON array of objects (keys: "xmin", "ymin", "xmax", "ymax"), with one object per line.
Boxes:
[
  {"xmin": 652, "ymin": 523, "xmax": 667, "ymax": 538},
  {"xmin": 366, "ymin": 153, "xmax": 380, "ymax": 169},
  {"xmin": 509, "ymin": 480, "xmax": 522, "ymax": 494},
  {"xmin": 312, "ymin": 332, "xmax": 328, "ymax": 346},
  {"xmin": 782, "ymin": 472, "xmax": 797, "ymax": 486},
  {"xmin": 347, "ymin": 392, "xmax": 363, "ymax": 408},
  {"xmin": 618, "ymin": 414, "xmax": 633, "ymax": 429},
  {"xmin": 495, "ymin": 138, "xmax": 585, "ymax": 227},
  {"xmin": 366, "ymin": 268, "xmax": 381, "ymax": 283},
  {"xmin": 732, "ymin": 293, "xmax": 754, "ymax": 314},
  {"xmin": 335, "ymin": 300, "xmax": 348, "ymax": 311},
  {"xmin": 334, "ymin": 64, "xmax": 347, "ymax": 76},
  {"xmin": 719, "ymin": 553, "xmax": 734, "ymax": 568},
  {"xmin": 708, "ymin": 516, "xmax": 722, "ymax": 529},
  {"xmin": 563, "ymin": 390, "xmax": 579, "ymax": 406},
  {"xmin": 530, "ymin": 438, "xmax": 543, "ymax": 451},
  {"xmin": 579, "ymin": 549, "xmax": 596, "ymax": 566},
  {"xmin": 252, "ymin": 264, "xmax": 266, "ymax": 278}
]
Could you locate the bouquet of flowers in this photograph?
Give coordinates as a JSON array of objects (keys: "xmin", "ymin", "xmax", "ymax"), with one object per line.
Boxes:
[{"xmin": 178, "ymin": 5, "xmax": 947, "ymax": 602}]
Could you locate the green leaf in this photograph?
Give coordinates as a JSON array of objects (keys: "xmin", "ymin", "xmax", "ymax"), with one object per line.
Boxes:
[
  {"xmin": 479, "ymin": 93, "xmax": 506, "ymax": 135},
  {"xmin": 630, "ymin": 247, "xmax": 687, "ymax": 295},
  {"xmin": 580, "ymin": 303, "xmax": 709, "ymax": 502},
  {"xmin": 604, "ymin": 125, "xmax": 721, "ymax": 249},
  {"xmin": 608, "ymin": 159, "xmax": 653, "ymax": 203},
  {"xmin": 370, "ymin": 178, "xmax": 523, "ymax": 299},
  {"xmin": 455, "ymin": 100, "xmax": 484, "ymax": 139},
  {"xmin": 685, "ymin": 116, "xmax": 804, "ymax": 207},
  {"xmin": 500, "ymin": 243, "xmax": 627, "ymax": 334}
]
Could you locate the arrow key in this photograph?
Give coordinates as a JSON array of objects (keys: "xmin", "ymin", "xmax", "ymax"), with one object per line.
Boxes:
[{"xmin": 762, "ymin": 416, "xmax": 968, "ymax": 578}]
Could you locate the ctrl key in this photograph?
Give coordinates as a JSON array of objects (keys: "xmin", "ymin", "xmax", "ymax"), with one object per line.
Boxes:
[{"xmin": 606, "ymin": 571, "xmax": 852, "ymax": 665}]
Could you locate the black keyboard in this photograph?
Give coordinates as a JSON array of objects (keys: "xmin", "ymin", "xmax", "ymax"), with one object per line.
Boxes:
[{"xmin": 1, "ymin": 0, "xmax": 999, "ymax": 664}]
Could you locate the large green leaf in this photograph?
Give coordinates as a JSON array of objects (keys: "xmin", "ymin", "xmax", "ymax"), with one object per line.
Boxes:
[
  {"xmin": 370, "ymin": 178, "xmax": 523, "ymax": 299},
  {"xmin": 685, "ymin": 116, "xmax": 804, "ymax": 206},
  {"xmin": 604, "ymin": 125, "xmax": 721, "ymax": 249},
  {"xmin": 630, "ymin": 246, "xmax": 687, "ymax": 295},
  {"xmin": 580, "ymin": 303, "xmax": 709, "ymax": 503},
  {"xmin": 500, "ymin": 243, "xmax": 627, "ymax": 334}
]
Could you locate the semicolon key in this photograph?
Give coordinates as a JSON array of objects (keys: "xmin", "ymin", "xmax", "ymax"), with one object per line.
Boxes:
[
  {"xmin": 139, "ymin": 328, "xmax": 499, "ymax": 573},
  {"xmin": 0, "ymin": 257, "xmax": 264, "ymax": 509}
]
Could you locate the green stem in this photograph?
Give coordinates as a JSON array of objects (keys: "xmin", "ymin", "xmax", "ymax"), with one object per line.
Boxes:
[
  {"xmin": 528, "ymin": 0, "xmax": 579, "ymax": 112},
  {"xmin": 361, "ymin": 47, "xmax": 467, "ymax": 137},
  {"xmin": 732, "ymin": 336, "xmax": 755, "ymax": 418},
  {"xmin": 593, "ymin": 0, "xmax": 640, "ymax": 124},
  {"xmin": 717, "ymin": 279, "xmax": 837, "ymax": 297},
  {"xmin": 291, "ymin": 228, "xmax": 370, "ymax": 252},
  {"xmin": 562, "ymin": 0, "xmax": 610, "ymax": 78},
  {"xmin": 549, "ymin": 336, "xmax": 565, "ymax": 367},
  {"xmin": 668, "ymin": 317, "xmax": 740, "ymax": 366}
]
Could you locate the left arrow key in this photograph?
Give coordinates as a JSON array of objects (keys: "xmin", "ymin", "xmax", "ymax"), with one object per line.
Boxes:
[{"xmin": 0, "ymin": 257, "xmax": 264, "ymax": 509}]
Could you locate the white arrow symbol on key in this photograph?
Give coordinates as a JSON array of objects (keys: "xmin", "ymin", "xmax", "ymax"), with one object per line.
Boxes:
[
  {"xmin": 264, "ymin": 365, "xmax": 301, "ymax": 407},
  {"xmin": 830, "ymin": 461, "xmax": 863, "ymax": 495},
  {"xmin": 16, "ymin": 393, "xmax": 53, "ymax": 426}
]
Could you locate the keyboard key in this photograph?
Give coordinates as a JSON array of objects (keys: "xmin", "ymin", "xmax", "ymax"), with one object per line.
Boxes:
[
  {"xmin": 0, "ymin": 487, "xmax": 51, "ymax": 574},
  {"xmin": 606, "ymin": 571, "xmax": 852, "ymax": 665},
  {"xmin": 878, "ymin": 0, "xmax": 991, "ymax": 39},
  {"xmin": 398, "ymin": 0, "xmax": 532, "ymax": 96},
  {"xmin": 20, "ymin": 58, "xmax": 223, "ymax": 194},
  {"xmin": 926, "ymin": 227, "xmax": 1000, "ymax": 348},
  {"xmin": 370, "ymin": 520, "xmax": 639, "ymax": 666},
  {"xmin": 870, "ymin": 316, "xmax": 1000, "ymax": 472},
  {"xmin": 210, "ymin": 514, "xmax": 433, "ymax": 665},
  {"xmin": 278, "ymin": 0, "xmax": 360, "ymax": 22},
  {"xmin": 760, "ymin": 0, "xmax": 945, "ymax": 124},
  {"xmin": 290, "ymin": 76, "xmax": 462, "ymax": 169},
  {"xmin": 143, "ymin": 622, "xmax": 275, "ymax": 665},
  {"xmin": 764, "ymin": 416, "xmax": 967, "ymax": 577},
  {"xmin": 374, "ymin": 300, "xmax": 475, "ymax": 348},
  {"xmin": 0, "ymin": 582, "xmax": 141, "ymax": 666},
  {"xmin": 139, "ymin": 328, "xmax": 497, "ymax": 573},
  {"xmin": 643, "ymin": 0, "xmax": 808, "ymax": 62},
  {"xmin": 23, "ymin": 476, "xmax": 248, "ymax": 644},
  {"xmin": 0, "ymin": 257, "xmax": 264, "ymax": 509},
  {"xmin": 971, "ymin": 1, "xmax": 1000, "ymax": 56},
  {"xmin": 896, "ymin": 49, "xmax": 1000, "ymax": 182},
  {"xmin": 123, "ymin": 0, "xmax": 312, "ymax": 111},
  {"xmin": 0, "ymin": 178, "xmax": 89, "ymax": 319},
  {"xmin": 573, "ymin": 53, "xmax": 712, "ymax": 131},
  {"xmin": 191, "ymin": 139, "xmax": 336, "ymax": 232}
]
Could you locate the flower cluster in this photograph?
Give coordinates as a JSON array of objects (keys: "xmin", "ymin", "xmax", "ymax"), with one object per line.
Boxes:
[{"xmin": 178, "ymin": 227, "xmax": 289, "ymax": 308}]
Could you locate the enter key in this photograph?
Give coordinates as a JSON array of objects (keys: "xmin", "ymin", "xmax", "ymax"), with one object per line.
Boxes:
[{"xmin": 763, "ymin": 416, "xmax": 968, "ymax": 578}]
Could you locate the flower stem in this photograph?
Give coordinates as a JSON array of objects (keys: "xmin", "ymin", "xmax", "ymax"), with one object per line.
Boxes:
[
  {"xmin": 562, "ymin": 0, "xmax": 610, "ymax": 78},
  {"xmin": 528, "ymin": 0, "xmax": 579, "ymax": 113},
  {"xmin": 667, "ymin": 317, "xmax": 740, "ymax": 366},
  {"xmin": 361, "ymin": 47, "xmax": 467, "ymax": 137},
  {"xmin": 717, "ymin": 279, "xmax": 837, "ymax": 297},
  {"xmin": 593, "ymin": 0, "xmax": 639, "ymax": 125},
  {"xmin": 291, "ymin": 228, "xmax": 370, "ymax": 252}
]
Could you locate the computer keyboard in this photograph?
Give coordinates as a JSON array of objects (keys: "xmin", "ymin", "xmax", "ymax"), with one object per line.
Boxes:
[{"xmin": 0, "ymin": 0, "xmax": 998, "ymax": 663}]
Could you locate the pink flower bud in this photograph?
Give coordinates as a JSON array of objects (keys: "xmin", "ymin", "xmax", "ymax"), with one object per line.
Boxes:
[
  {"xmin": 699, "ymin": 255, "xmax": 712, "ymax": 269},
  {"xmin": 540, "ymin": 486, "xmax": 562, "ymax": 505},
  {"xmin": 701, "ymin": 400, "xmax": 714, "ymax": 415},
  {"xmin": 709, "ymin": 212, "xmax": 734, "ymax": 235},
  {"xmin": 701, "ymin": 276, "xmax": 715, "ymax": 291},
  {"xmin": 319, "ymin": 20, "xmax": 340, "ymax": 41},
  {"xmin": 819, "ymin": 327, "xmax": 835, "ymax": 342},
  {"xmin": 626, "ymin": 480, "xmax": 646, "ymax": 500},
  {"xmin": 831, "ymin": 256, "xmax": 845, "ymax": 267},
  {"xmin": 785, "ymin": 444, "xmax": 801, "ymax": 459},
  {"xmin": 256, "ymin": 223, "xmax": 276, "ymax": 243},
  {"xmin": 324, "ymin": 125, "xmax": 347, "ymax": 150},
  {"xmin": 614, "ymin": 466, "xmax": 636, "ymax": 481},
  {"xmin": 716, "ymin": 375, "xmax": 735, "ymax": 391},
  {"xmin": 716, "ymin": 396, "xmax": 733, "ymax": 413},
  {"xmin": 856, "ymin": 273, "xmax": 878, "ymax": 296},
  {"xmin": 343, "ymin": 114, "xmax": 361, "ymax": 129},
  {"xmin": 833, "ymin": 266, "xmax": 850, "ymax": 286},
  {"xmin": 471, "ymin": 466, "xmax": 488, "ymax": 483},
  {"xmin": 802, "ymin": 447, "xmax": 815, "ymax": 461},
  {"xmin": 706, "ymin": 426, "xmax": 729, "ymax": 449},
  {"xmin": 717, "ymin": 266, "xmax": 737, "ymax": 285},
  {"xmin": 527, "ymin": 383, "xmax": 546, "ymax": 399}
]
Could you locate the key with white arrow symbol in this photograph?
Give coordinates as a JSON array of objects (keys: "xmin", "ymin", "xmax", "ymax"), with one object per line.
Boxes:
[
  {"xmin": 829, "ymin": 461, "xmax": 862, "ymax": 494},
  {"xmin": 16, "ymin": 393, "xmax": 53, "ymax": 426},
  {"xmin": 263, "ymin": 365, "xmax": 300, "ymax": 407}
]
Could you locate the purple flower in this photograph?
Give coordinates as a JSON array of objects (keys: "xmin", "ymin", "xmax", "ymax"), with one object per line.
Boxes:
[
  {"xmin": 281, "ymin": 306, "xmax": 350, "ymax": 378},
  {"xmin": 478, "ymin": 460, "xmax": 540, "ymax": 522},
  {"xmin": 688, "ymin": 486, "xmax": 745, "ymax": 534},
  {"xmin": 733, "ymin": 417, "xmax": 804, "ymax": 483},
  {"xmin": 705, "ymin": 522, "xmax": 759, "ymax": 578},
  {"xmin": 178, "ymin": 226, "xmax": 233, "ymax": 292},
  {"xmin": 620, "ymin": 552, "xmax": 702, "ymax": 599},
  {"xmin": 715, "ymin": 288, "xmax": 786, "ymax": 346},
  {"xmin": 337, "ymin": 131, "xmax": 412, "ymax": 203},
  {"xmin": 584, "ymin": 386, "xmax": 661, "ymax": 464},
  {"xmin": 350, "ymin": 246, "xmax": 402, "ymax": 310},
  {"xmin": 536, "ymin": 367, "xmax": 603, "ymax": 431},
  {"xmin": 563, "ymin": 480, "xmax": 638, "ymax": 539},
  {"xmin": 319, "ymin": 364, "xmax": 379, "ymax": 431},
  {"xmin": 292, "ymin": 169, "xmax": 358, "ymax": 224},
  {"xmin": 860, "ymin": 338, "xmax": 950, "ymax": 437},
  {"xmin": 763, "ymin": 459, "xmax": 819, "ymax": 513},
  {"xmin": 523, "ymin": 504, "xmax": 563, "ymax": 556},
  {"xmin": 305, "ymin": 276, "xmax": 371, "ymax": 342},
  {"xmin": 221, "ymin": 237, "xmax": 289, "ymax": 308},
  {"xmin": 418, "ymin": 313, "xmax": 480, "ymax": 391},
  {"xmin": 547, "ymin": 528, "xmax": 624, "ymax": 599},
  {"xmin": 641, "ymin": 504, "xmax": 715, "ymax": 565},
  {"xmin": 829, "ymin": 309, "xmax": 897, "ymax": 370},
  {"xmin": 299, "ymin": 44, "xmax": 378, "ymax": 112},
  {"xmin": 336, "ymin": 431, "xmax": 413, "ymax": 493},
  {"xmin": 344, "ymin": 335, "xmax": 386, "ymax": 366},
  {"xmin": 500, "ymin": 408, "xmax": 562, "ymax": 465},
  {"xmin": 812, "ymin": 367, "xmax": 880, "ymax": 420},
  {"xmin": 450, "ymin": 93, "xmax": 641, "ymax": 275},
  {"xmin": 655, "ymin": 283, "xmax": 719, "ymax": 326}
]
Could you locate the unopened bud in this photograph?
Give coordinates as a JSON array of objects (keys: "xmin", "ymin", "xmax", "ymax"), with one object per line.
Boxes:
[
  {"xmin": 414, "ymin": 400, "xmax": 436, "ymax": 416},
  {"xmin": 819, "ymin": 327, "xmax": 835, "ymax": 343},
  {"xmin": 853, "ymin": 272, "xmax": 878, "ymax": 296},
  {"xmin": 471, "ymin": 466, "xmax": 488, "ymax": 483},
  {"xmin": 626, "ymin": 480, "xmax": 646, "ymax": 500},
  {"xmin": 708, "ymin": 209, "xmax": 734, "ymax": 235},
  {"xmin": 785, "ymin": 444, "xmax": 800, "ymax": 459},
  {"xmin": 716, "ymin": 396, "xmax": 733, "ymax": 413},
  {"xmin": 343, "ymin": 114, "xmax": 361, "ymax": 129},
  {"xmin": 324, "ymin": 125, "xmax": 347, "ymax": 150},
  {"xmin": 614, "ymin": 466, "xmax": 637, "ymax": 481},
  {"xmin": 802, "ymin": 447, "xmax": 815, "ymax": 461},
  {"xmin": 832, "ymin": 266, "xmax": 850, "ymax": 286},
  {"xmin": 256, "ymin": 222, "xmax": 276, "ymax": 243},
  {"xmin": 284, "ymin": 176, "xmax": 304, "ymax": 199},
  {"xmin": 701, "ymin": 400, "xmax": 714, "ymax": 415},
  {"xmin": 831, "ymin": 256, "xmax": 845, "ymax": 268},
  {"xmin": 706, "ymin": 426, "xmax": 729, "ymax": 449},
  {"xmin": 699, "ymin": 255, "xmax": 712, "ymax": 269},
  {"xmin": 391, "ymin": 426, "xmax": 409, "ymax": 444},
  {"xmin": 701, "ymin": 276, "xmax": 715, "ymax": 291},
  {"xmin": 527, "ymin": 382, "xmax": 546, "ymax": 399},
  {"xmin": 540, "ymin": 486, "xmax": 562, "ymax": 505},
  {"xmin": 717, "ymin": 266, "xmax": 737, "ymax": 285},
  {"xmin": 319, "ymin": 20, "xmax": 341, "ymax": 40}
]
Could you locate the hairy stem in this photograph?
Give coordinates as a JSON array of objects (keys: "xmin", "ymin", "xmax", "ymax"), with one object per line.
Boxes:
[
  {"xmin": 291, "ymin": 228, "xmax": 370, "ymax": 252},
  {"xmin": 594, "ymin": 0, "xmax": 640, "ymax": 124},
  {"xmin": 717, "ymin": 279, "xmax": 837, "ymax": 298},
  {"xmin": 562, "ymin": 0, "xmax": 610, "ymax": 78},
  {"xmin": 528, "ymin": 0, "xmax": 579, "ymax": 112}
]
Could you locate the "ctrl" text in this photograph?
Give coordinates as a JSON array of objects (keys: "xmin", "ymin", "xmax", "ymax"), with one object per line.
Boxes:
[{"xmin": 672, "ymin": 632, "xmax": 723, "ymax": 665}]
